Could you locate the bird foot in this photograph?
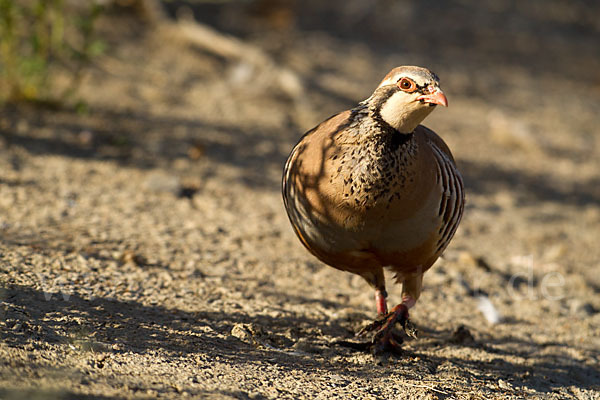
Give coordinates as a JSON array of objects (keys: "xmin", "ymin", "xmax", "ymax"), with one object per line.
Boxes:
[{"xmin": 356, "ymin": 304, "xmax": 418, "ymax": 354}]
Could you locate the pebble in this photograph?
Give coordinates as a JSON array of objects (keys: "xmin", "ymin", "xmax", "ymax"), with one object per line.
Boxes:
[
  {"xmin": 498, "ymin": 379, "xmax": 513, "ymax": 390},
  {"xmin": 231, "ymin": 323, "xmax": 256, "ymax": 344},
  {"xmin": 477, "ymin": 295, "xmax": 503, "ymax": 324}
]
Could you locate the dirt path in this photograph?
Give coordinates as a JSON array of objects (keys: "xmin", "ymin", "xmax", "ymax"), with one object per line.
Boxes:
[{"xmin": 1, "ymin": 3, "xmax": 599, "ymax": 399}]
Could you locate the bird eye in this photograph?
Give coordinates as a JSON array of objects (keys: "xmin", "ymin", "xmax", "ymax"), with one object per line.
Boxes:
[{"xmin": 398, "ymin": 77, "xmax": 416, "ymax": 92}]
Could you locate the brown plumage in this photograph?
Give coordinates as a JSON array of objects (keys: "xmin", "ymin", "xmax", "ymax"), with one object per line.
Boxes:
[{"xmin": 282, "ymin": 66, "xmax": 464, "ymax": 352}]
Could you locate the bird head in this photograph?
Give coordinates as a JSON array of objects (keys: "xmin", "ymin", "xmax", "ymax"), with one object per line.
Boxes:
[{"xmin": 370, "ymin": 66, "xmax": 448, "ymax": 134}]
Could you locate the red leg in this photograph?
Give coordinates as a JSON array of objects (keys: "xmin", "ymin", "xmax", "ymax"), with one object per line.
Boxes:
[
  {"xmin": 375, "ymin": 288, "xmax": 388, "ymax": 315},
  {"xmin": 357, "ymin": 274, "xmax": 421, "ymax": 354}
]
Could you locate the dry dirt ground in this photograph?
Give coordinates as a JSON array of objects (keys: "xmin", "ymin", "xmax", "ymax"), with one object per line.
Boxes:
[{"xmin": 1, "ymin": 2, "xmax": 600, "ymax": 399}]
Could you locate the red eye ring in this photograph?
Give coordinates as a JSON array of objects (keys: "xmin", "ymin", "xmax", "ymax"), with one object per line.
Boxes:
[{"xmin": 398, "ymin": 77, "xmax": 416, "ymax": 92}]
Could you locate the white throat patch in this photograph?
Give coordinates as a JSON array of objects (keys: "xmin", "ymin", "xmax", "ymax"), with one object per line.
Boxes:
[{"xmin": 379, "ymin": 91, "xmax": 435, "ymax": 134}]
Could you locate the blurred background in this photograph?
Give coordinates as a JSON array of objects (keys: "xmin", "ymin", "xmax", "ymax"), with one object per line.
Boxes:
[
  {"xmin": 1, "ymin": 0, "xmax": 599, "ymax": 398},
  {"xmin": 2, "ymin": 0, "xmax": 599, "ymax": 273}
]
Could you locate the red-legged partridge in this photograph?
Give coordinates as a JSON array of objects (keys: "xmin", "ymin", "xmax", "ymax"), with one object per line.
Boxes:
[{"xmin": 282, "ymin": 66, "xmax": 464, "ymax": 353}]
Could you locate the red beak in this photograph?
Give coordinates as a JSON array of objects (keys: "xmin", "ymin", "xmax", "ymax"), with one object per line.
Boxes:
[{"xmin": 417, "ymin": 89, "xmax": 448, "ymax": 107}]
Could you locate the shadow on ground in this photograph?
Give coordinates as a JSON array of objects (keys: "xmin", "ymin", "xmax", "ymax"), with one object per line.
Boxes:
[
  {"xmin": 2, "ymin": 284, "xmax": 598, "ymax": 394},
  {"xmin": 0, "ymin": 388, "xmax": 122, "ymax": 400}
]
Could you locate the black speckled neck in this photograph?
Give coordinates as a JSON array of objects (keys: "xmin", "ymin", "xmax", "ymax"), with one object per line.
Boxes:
[{"xmin": 389, "ymin": 130, "xmax": 414, "ymax": 151}]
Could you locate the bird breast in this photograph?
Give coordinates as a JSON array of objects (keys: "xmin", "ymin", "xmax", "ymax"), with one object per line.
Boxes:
[
  {"xmin": 283, "ymin": 118, "xmax": 463, "ymax": 273},
  {"xmin": 332, "ymin": 132, "xmax": 419, "ymax": 214},
  {"xmin": 328, "ymin": 133, "xmax": 448, "ymax": 256}
]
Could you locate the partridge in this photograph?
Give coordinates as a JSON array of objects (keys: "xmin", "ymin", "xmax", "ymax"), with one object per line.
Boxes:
[{"xmin": 282, "ymin": 66, "xmax": 464, "ymax": 352}]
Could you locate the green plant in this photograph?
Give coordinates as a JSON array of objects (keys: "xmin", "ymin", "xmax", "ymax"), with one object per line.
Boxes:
[{"xmin": 0, "ymin": 0, "xmax": 105, "ymax": 105}]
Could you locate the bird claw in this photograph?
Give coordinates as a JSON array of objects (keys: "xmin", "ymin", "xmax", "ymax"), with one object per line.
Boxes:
[
  {"xmin": 356, "ymin": 313, "xmax": 390, "ymax": 337},
  {"xmin": 403, "ymin": 319, "xmax": 418, "ymax": 339},
  {"xmin": 356, "ymin": 304, "xmax": 418, "ymax": 353},
  {"xmin": 372, "ymin": 331, "xmax": 404, "ymax": 355}
]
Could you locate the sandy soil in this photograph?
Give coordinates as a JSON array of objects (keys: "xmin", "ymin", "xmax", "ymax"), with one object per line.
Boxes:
[{"xmin": 1, "ymin": 2, "xmax": 599, "ymax": 399}]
